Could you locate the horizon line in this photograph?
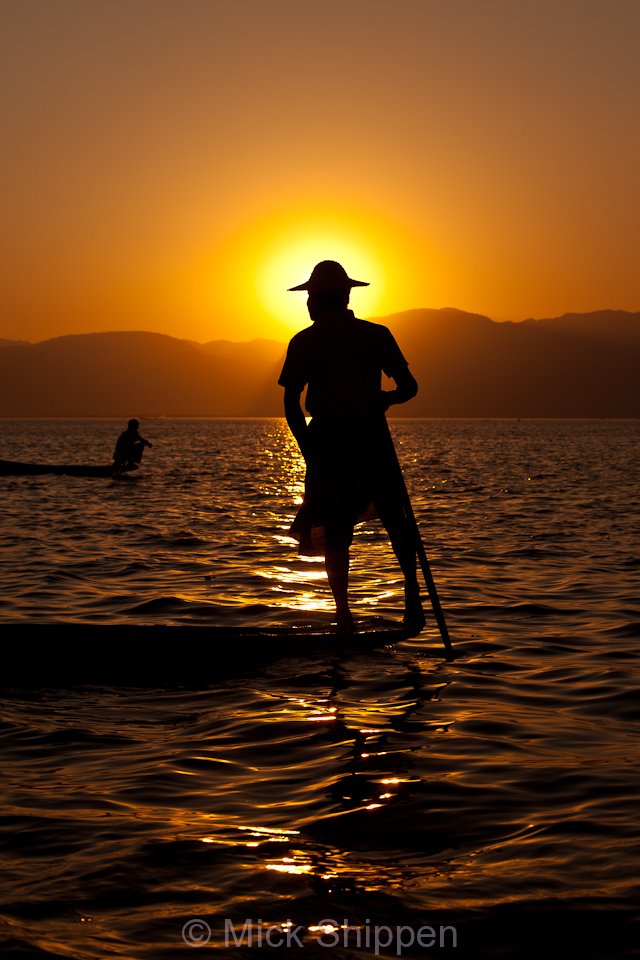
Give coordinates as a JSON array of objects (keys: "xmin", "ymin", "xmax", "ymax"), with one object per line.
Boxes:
[{"xmin": 3, "ymin": 305, "xmax": 640, "ymax": 347}]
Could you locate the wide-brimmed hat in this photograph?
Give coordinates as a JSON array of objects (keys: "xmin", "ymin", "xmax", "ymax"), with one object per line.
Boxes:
[{"xmin": 288, "ymin": 260, "xmax": 369, "ymax": 292}]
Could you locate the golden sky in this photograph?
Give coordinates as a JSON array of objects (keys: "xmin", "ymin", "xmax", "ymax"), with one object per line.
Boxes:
[{"xmin": 2, "ymin": 0, "xmax": 639, "ymax": 343}]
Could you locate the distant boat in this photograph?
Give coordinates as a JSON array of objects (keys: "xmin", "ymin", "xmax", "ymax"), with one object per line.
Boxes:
[{"xmin": 0, "ymin": 459, "xmax": 137, "ymax": 478}]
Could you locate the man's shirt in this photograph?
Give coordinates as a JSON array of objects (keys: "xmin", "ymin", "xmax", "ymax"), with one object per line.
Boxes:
[{"xmin": 278, "ymin": 312, "xmax": 409, "ymax": 419}]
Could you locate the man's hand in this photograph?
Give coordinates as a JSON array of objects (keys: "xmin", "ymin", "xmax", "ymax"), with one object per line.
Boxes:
[{"xmin": 382, "ymin": 368, "xmax": 418, "ymax": 411}]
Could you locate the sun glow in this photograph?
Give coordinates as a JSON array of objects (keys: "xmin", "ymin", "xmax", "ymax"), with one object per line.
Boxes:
[
  {"xmin": 201, "ymin": 204, "xmax": 429, "ymax": 342},
  {"xmin": 257, "ymin": 229, "xmax": 388, "ymax": 333}
]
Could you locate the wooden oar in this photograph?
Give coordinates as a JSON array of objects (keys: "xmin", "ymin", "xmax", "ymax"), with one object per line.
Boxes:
[{"xmin": 383, "ymin": 419, "xmax": 454, "ymax": 659}]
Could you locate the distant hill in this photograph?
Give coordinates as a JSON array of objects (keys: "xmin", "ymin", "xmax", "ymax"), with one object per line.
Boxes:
[
  {"xmin": 0, "ymin": 310, "xmax": 638, "ymax": 417},
  {"xmin": 379, "ymin": 308, "xmax": 640, "ymax": 417},
  {"xmin": 0, "ymin": 332, "xmax": 286, "ymax": 417}
]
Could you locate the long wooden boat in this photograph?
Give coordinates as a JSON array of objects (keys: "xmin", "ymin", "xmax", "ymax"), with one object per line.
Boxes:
[
  {"xmin": 0, "ymin": 459, "xmax": 135, "ymax": 477},
  {"xmin": 0, "ymin": 623, "xmax": 416, "ymax": 687}
]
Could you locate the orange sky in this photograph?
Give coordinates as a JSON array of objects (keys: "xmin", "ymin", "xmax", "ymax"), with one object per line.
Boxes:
[{"xmin": 2, "ymin": 0, "xmax": 639, "ymax": 343}]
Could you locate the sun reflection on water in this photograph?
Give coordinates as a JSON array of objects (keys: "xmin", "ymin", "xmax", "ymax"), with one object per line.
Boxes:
[
  {"xmin": 256, "ymin": 560, "xmax": 334, "ymax": 613},
  {"xmin": 266, "ymin": 857, "xmax": 314, "ymax": 876},
  {"xmin": 309, "ymin": 922, "xmax": 341, "ymax": 935}
]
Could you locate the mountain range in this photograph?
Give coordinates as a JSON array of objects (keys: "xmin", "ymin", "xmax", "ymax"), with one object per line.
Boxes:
[{"xmin": 0, "ymin": 309, "xmax": 638, "ymax": 418}]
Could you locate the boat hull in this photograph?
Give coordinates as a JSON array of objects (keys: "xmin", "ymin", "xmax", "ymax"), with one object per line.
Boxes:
[
  {"xmin": 0, "ymin": 459, "xmax": 133, "ymax": 477},
  {"xmin": 1, "ymin": 623, "xmax": 412, "ymax": 687}
]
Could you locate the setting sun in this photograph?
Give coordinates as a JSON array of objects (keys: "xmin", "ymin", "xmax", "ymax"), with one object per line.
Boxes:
[
  {"xmin": 199, "ymin": 204, "xmax": 433, "ymax": 341},
  {"xmin": 256, "ymin": 229, "xmax": 386, "ymax": 332}
]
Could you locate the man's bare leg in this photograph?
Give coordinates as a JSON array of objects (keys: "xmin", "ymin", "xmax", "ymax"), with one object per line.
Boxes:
[
  {"xmin": 377, "ymin": 501, "xmax": 425, "ymax": 632},
  {"xmin": 325, "ymin": 523, "xmax": 354, "ymax": 634}
]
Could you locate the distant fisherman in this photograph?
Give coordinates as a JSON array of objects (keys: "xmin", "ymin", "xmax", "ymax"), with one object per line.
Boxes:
[{"xmin": 113, "ymin": 419, "xmax": 153, "ymax": 472}]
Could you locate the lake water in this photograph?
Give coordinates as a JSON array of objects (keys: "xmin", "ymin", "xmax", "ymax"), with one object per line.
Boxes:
[{"xmin": 1, "ymin": 418, "xmax": 639, "ymax": 958}]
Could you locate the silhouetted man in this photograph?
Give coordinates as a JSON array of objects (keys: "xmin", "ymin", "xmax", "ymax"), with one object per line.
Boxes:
[
  {"xmin": 113, "ymin": 418, "xmax": 153, "ymax": 471},
  {"xmin": 278, "ymin": 260, "xmax": 424, "ymax": 634}
]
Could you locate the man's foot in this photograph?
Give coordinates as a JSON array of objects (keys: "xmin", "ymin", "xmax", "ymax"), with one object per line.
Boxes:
[{"xmin": 335, "ymin": 608, "xmax": 355, "ymax": 637}]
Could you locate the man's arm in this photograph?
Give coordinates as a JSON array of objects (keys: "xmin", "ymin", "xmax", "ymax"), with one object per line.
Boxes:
[
  {"xmin": 283, "ymin": 386, "xmax": 310, "ymax": 457},
  {"xmin": 382, "ymin": 365, "xmax": 418, "ymax": 411}
]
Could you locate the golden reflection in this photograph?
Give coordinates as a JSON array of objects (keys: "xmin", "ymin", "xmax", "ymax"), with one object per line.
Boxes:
[
  {"xmin": 309, "ymin": 923, "xmax": 341, "ymax": 935},
  {"xmin": 257, "ymin": 561, "xmax": 334, "ymax": 613},
  {"xmin": 266, "ymin": 856, "xmax": 314, "ymax": 876},
  {"xmin": 272, "ymin": 534, "xmax": 303, "ymax": 546},
  {"xmin": 272, "ymin": 696, "xmax": 339, "ymax": 723},
  {"xmin": 239, "ymin": 826, "xmax": 298, "ymax": 836},
  {"xmin": 360, "ymin": 587, "xmax": 396, "ymax": 609},
  {"xmin": 308, "ymin": 710, "xmax": 337, "ymax": 722},
  {"xmin": 229, "ymin": 826, "xmax": 299, "ymax": 848},
  {"xmin": 260, "ymin": 565, "xmax": 327, "ymax": 582}
]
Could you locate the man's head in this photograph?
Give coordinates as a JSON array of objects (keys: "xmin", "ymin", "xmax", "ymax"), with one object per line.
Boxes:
[
  {"xmin": 288, "ymin": 260, "xmax": 369, "ymax": 322},
  {"xmin": 128, "ymin": 418, "xmax": 139, "ymax": 431},
  {"xmin": 306, "ymin": 288, "xmax": 350, "ymax": 322}
]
